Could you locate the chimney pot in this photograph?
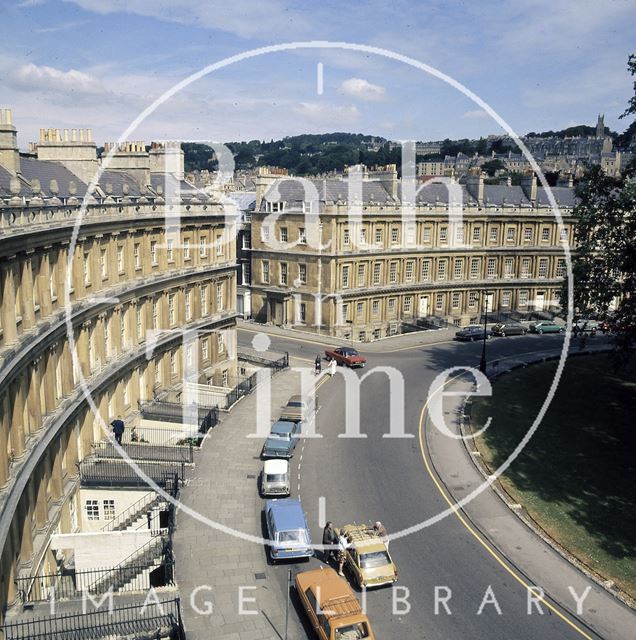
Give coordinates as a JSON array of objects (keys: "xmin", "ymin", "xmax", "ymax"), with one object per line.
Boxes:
[
  {"xmin": 6, "ymin": 109, "xmax": 12, "ymax": 125},
  {"xmin": 71, "ymin": 129, "xmax": 77, "ymax": 142},
  {"xmin": 40, "ymin": 128, "xmax": 45, "ymax": 143},
  {"xmin": 79, "ymin": 129, "xmax": 85, "ymax": 142},
  {"xmin": 64, "ymin": 128, "xmax": 69, "ymax": 142},
  {"xmin": 87, "ymin": 128, "xmax": 93, "ymax": 142}
]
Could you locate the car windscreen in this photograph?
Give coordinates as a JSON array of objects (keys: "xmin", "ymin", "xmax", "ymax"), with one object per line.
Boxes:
[
  {"xmin": 335, "ymin": 622, "xmax": 369, "ymax": 639},
  {"xmin": 359, "ymin": 550, "xmax": 391, "ymax": 569},
  {"xmin": 276, "ymin": 529, "xmax": 307, "ymax": 544},
  {"xmin": 287, "ymin": 401, "xmax": 303, "ymax": 407},
  {"xmin": 266, "ymin": 473, "xmax": 287, "ymax": 482}
]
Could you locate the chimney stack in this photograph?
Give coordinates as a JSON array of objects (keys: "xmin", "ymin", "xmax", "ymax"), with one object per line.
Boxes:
[
  {"xmin": 520, "ymin": 172, "xmax": 537, "ymax": 202},
  {"xmin": 0, "ymin": 107, "xmax": 20, "ymax": 174},
  {"xmin": 465, "ymin": 169, "xmax": 484, "ymax": 204}
]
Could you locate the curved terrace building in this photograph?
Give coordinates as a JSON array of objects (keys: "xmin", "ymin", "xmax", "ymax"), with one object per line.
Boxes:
[{"xmin": 0, "ymin": 109, "xmax": 238, "ymax": 624}]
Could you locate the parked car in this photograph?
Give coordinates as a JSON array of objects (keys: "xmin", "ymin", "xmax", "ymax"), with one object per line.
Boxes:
[
  {"xmin": 454, "ymin": 325, "xmax": 491, "ymax": 342},
  {"xmin": 338, "ymin": 523, "xmax": 398, "ymax": 589},
  {"xmin": 491, "ymin": 322, "xmax": 527, "ymax": 337},
  {"xmin": 574, "ymin": 319, "xmax": 599, "ymax": 332},
  {"xmin": 324, "ymin": 346, "xmax": 366, "ymax": 368},
  {"xmin": 295, "ymin": 567, "xmax": 375, "ymax": 640},
  {"xmin": 265, "ymin": 498, "xmax": 312, "ymax": 562},
  {"xmin": 529, "ymin": 320, "xmax": 564, "ymax": 334},
  {"xmin": 261, "ymin": 459, "xmax": 290, "ymax": 497},
  {"xmin": 280, "ymin": 394, "xmax": 315, "ymax": 423},
  {"xmin": 262, "ymin": 420, "xmax": 301, "ymax": 459}
]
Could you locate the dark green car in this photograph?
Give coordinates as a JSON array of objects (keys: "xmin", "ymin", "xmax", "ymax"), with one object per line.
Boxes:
[{"xmin": 529, "ymin": 320, "xmax": 564, "ymax": 334}]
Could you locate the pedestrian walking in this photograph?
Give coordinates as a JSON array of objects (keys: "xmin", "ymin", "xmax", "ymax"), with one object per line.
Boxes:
[
  {"xmin": 315, "ymin": 355, "xmax": 322, "ymax": 375},
  {"xmin": 329, "ymin": 358, "xmax": 336, "ymax": 377},
  {"xmin": 337, "ymin": 531, "xmax": 350, "ymax": 576},
  {"xmin": 111, "ymin": 419, "xmax": 125, "ymax": 445},
  {"xmin": 373, "ymin": 521, "xmax": 389, "ymax": 548},
  {"xmin": 322, "ymin": 521, "xmax": 336, "ymax": 564}
]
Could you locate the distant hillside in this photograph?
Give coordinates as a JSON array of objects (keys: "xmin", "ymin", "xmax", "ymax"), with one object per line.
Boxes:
[
  {"xmin": 525, "ymin": 124, "xmax": 616, "ymax": 139},
  {"xmin": 182, "ymin": 124, "xmax": 629, "ymax": 175}
]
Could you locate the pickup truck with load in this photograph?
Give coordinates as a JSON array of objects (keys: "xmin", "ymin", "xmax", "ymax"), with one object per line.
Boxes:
[
  {"xmin": 295, "ymin": 567, "xmax": 375, "ymax": 639},
  {"xmin": 324, "ymin": 347, "xmax": 366, "ymax": 368}
]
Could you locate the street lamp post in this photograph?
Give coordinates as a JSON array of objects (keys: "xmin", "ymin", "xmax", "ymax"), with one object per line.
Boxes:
[{"xmin": 479, "ymin": 290, "xmax": 490, "ymax": 373}]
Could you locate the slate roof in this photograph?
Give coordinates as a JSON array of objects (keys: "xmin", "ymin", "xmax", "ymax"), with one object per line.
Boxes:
[
  {"xmin": 19, "ymin": 157, "xmax": 89, "ymax": 198},
  {"xmin": 261, "ymin": 177, "xmax": 577, "ymax": 209}
]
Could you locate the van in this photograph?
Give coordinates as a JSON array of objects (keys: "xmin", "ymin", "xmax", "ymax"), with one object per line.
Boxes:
[
  {"xmin": 295, "ymin": 567, "xmax": 375, "ymax": 639},
  {"xmin": 261, "ymin": 459, "xmax": 290, "ymax": 497},
  {"xmin": 265, "ymin": 498, "xmax": 312, "ymax": 562}
]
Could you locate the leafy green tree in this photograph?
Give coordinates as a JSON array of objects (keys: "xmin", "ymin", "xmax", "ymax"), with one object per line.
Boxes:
[
  {"xmin": 481, "ymin": 159, "xmax": 505, "ymax": 176},
  {"xmin": 565, "ymin": 54, "xmax": 636, "ymax": 361}
]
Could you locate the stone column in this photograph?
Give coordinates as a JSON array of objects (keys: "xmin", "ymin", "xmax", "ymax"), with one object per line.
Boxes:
[
  {"xmin": 18, "ymin": 500, "xmax": 34, "ymax": 568},
  {"xmin": 0, "ymin": 393, "xmax": 11, "ymax": 488},
  {"xmin": 10, "ymin": 376, "xmax": 26, "ymax": 458},
  {"xmin": 60, "ymin": 341, "xmax": 74, "ymax": 396},
  {"xmin": 27, "ymin": 359, "xmax": 43, "ymax": 434},
  {"xmin": 49, "ymin": 442, "xmax": 64, "ymax": 502},
  {"xmin": 43, "ymin": 345, "xmax": 57, "ymax": 413},
  {"xmin": 1, "ymin": 262, "xmax": 18, "ymax": 344},
  {"xmin": 57, "ymin": 244, "xmax": 69, "ymax": 303},
  {"xmin": 34, "ymin": 468, "xmax": 49, "ymax": 530},
  {"xmin": 19, "ymin": 257, "xmax": 36, "ymax": 330},
  {"xmin": 65, "ymin": 423, "xmax": 79, "ymax": 473},
  {"xmin": 38, "ymin": 251, "xmax": 53, "ymax": 317},
  {"xmin": 130, "ymin": 366, "xmax": 141, "ymax": 410},
  {"xmin": 77, "ymin": 322, "xmax": 91, "ymax": 378}
]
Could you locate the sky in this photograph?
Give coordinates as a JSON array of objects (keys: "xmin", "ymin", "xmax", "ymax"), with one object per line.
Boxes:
[{"xmin": 0, "ymin": 0, "xmax": 635, "ymax": 148}]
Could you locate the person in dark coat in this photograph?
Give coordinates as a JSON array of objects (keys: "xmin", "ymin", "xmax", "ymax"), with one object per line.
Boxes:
[
  {"xmin": 111, "ymin": 419, "xmax": 125, "ymax": 445},
  {"xmin": 322, "ymin": 521, "xmax": 336, "ymax": 563},
  {"xmin": 315, "ymin": 355, "xmax": 322, "ymax": 375}
]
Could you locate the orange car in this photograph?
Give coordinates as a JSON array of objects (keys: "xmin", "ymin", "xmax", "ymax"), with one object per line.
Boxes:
[{"xmin": 295, "ymin": 567, "xmax": 375, "ymax": 640}]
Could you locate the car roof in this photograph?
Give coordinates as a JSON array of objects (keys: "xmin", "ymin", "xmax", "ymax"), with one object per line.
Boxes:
[
  {"xmin": 271, "ymin": 421, "xmax": 296, "ymax": 432},
  {"xmin": 264, "ymin": 459, "xmax": 288, "ymax": 474},
  {"xmin": 295, "ymin": 567, "xmax": 360, "ymax": 612},
  {"xmin": 287, "ymin": 395, "xmax": 302, "ymax": 404},
  {"xmin": 341, "ymin": 524, "xmax": 387, "ymax": 554},
  {"xmin": 266, "ymin": 498, "xmax": 306, "ymax": 529}
]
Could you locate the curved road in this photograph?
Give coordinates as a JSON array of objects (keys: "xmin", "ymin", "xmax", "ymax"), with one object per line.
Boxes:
[{"xmin": 238, "ymin": 328, "xmax": 633, "ymax": 640}]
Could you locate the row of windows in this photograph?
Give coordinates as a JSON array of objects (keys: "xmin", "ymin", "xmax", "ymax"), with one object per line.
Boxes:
[
  {"xmin": 261, "ymin": 260, "xmax": 307, "ymax": 286},
  {"xmin": 338, "ymin": 222, "xmax": 567, "ymax": 249},
  {"xmin": 341, "ymin": 288, "xmax": 557, "ymax": 320},
  {"xmin": 339, "ymin": 256, "xmax": 566, "ymax": 288},
  {"xmin": 82, "ymin": 234, "xmax": 227, "ymax": 287}
]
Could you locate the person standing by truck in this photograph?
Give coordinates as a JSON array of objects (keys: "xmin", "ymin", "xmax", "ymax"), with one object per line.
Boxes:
[
  {"xmin": 337, "ymin": 531, "xmax": 350, "ymax": 576},
  {"xmin": 322, "ymin": 521, "xmax": 336, "ymax": 563}
]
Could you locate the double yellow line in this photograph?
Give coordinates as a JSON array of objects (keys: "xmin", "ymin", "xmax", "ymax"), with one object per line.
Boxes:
[{"xmin": 417, "ymin": 376, "xmax": 594, "ymax": 639}]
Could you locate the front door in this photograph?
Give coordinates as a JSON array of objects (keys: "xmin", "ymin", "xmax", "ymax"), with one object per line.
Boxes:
[
  {"xmin": 418, "ymin": 295, "xmax": 429, "ymax": 317},
  {"xmin": 535, "ymin": 291, "xmax": 545, "ymax": 311},
  {"xmin": 273, "ymin": 300, "xmax": 284, "ymax": 325},
  {"xmin": 485, "ymin": 293, "xmax": 494, "ymax": 313}
]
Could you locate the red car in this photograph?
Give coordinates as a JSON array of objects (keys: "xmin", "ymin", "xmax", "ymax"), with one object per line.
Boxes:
[{"xmin": 324, "ymin": 346, "xmax": 366, "ymax": 368}]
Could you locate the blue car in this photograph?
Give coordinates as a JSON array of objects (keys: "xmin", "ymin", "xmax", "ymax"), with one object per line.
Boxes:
[
  {"xmin": 262, "ymin": 420, "xmax": 301, "ymax": 458},
  {"xmin": 454, "ymin": 325, "xmax": 491, "ymax": 342},
  {"xmin": 265, "ymin": 498, "xmax": 312, "ymax": 562}
]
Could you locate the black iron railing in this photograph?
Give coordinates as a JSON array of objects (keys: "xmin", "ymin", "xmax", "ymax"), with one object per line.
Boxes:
[
  {"xmin": 93, "ymin": 431, "xmax": 194, "ymax": 464},
  {"xmin": 14, "ymin": 557, "xmax": 174, "ymax": 604},
  {"xmin": 238, "ymin": 349, "xmax": 289, "ymax": 370},
  {"xmin": 1, "ymin": 596, "xmax": 185, "ymax": 640},
  {"xmin": 78, "ymin": 459, "xmax": 186, "ymax": 487},
  {"xmin": 139, "ymin": 400, "xmax": 212, "ymax": 426}
]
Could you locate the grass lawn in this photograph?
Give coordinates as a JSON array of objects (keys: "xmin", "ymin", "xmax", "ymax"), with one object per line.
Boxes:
[{"xmin": 471, "ymin": 353, "xmax": 636, "ymax": 598}]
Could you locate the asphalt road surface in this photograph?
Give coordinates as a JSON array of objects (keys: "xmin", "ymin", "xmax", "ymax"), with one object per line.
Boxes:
[{"xmin": 239, "ymin": 328, "xmax": 628, "ymax": 640}]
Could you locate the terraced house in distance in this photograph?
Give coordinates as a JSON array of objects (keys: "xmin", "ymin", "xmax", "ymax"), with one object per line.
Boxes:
[
  {"xmin": 0, "ymin": 109, "xmax": 239, "ymax": 638},
  {"xmin": 249, "ymin": 164, "xmax": 575, "ymax": 340}
]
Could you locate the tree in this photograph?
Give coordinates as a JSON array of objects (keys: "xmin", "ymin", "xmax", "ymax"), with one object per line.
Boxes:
[
  {"xmin": 565, "ymin": 54, "xmax": 636, "ymax": 363},
  {"xmin": 481, "ymin": 159, "xmax": 505, "ymax": 176}
]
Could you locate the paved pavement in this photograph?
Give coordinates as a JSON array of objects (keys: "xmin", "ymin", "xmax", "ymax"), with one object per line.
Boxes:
[{"xmin": 174, "ymin": 367, "xmax": 307, "ymax": 640}]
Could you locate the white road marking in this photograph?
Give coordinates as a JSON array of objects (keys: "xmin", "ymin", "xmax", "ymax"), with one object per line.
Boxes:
[{"xmin": 318, "ymin": 496, "xmax": 326, "ymax": 527}]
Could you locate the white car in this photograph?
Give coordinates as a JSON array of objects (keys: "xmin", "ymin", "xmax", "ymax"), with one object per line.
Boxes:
[{"xmin": 261, "ymin": 459, "xmax": 290, "ymax": 497}]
